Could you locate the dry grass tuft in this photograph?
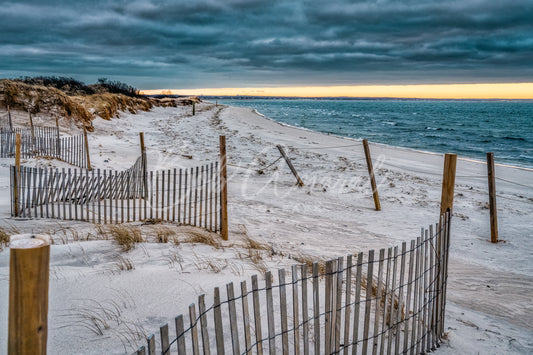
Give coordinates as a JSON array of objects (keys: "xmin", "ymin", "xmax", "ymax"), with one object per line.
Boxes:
[
  {"xmin": 95, "ymin": 224, "xmax": 109, "ymax": 239},
  {"xmin": 242, "ymin": 234, "xmax": 269, "ymax": 251},
  {"xmin": 183, "ymin": 231, "xmax": 223, "ymax": 249},
  {"xmin": 114, "ymin": 256, "xmax": 135, "ymax": 272},
  {"xmin": 0, "ymin": 228, "xmax": 10, "ymax": 250},
  {"xmin": 167, "ymin": 250, "xmax": 184, "ymax": 271},
  {"xmin": 155, "ymin": 226, "xmax": 176, "ymax": 243},
  {"xmin": 291, "ymin": 254, "xmax": 326, "ymax": 275},
  {"xmin": 193, "ymin": 254, "xmax": 242, "ymax": 275},
  {"xmin": 108, "ymin": 225, "xmax": 143, "ymax": 251}
]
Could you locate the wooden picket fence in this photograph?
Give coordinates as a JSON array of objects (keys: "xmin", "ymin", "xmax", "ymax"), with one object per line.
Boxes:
[
  {"xmin": 133, "ymin": 212, "xmax": 451, "ymax": 355},
  {"xmin": 0, "ymin": 126, "xmax": 89, "ymax": 168},
  {"xmin": 9, "ymin": 157, "xmax": 222, "ymax": 233}
]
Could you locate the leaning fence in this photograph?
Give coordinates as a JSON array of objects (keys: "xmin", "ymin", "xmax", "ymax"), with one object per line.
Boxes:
[
  {"xmin": 133, "ymin": 212, "xmax": 451, "ymax": 355},
  {"xmin": 9, "ymin": 157, "xmax": 221, "ymax": 233},
  {"xmin": 0, "ymin": 126, "xmax": 89, "ymax": 168}
]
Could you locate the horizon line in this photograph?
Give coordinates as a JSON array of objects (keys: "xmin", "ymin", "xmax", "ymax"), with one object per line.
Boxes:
[{"xmin": 141, "ymin": 83, "xmax": 533, "ymax": 100}]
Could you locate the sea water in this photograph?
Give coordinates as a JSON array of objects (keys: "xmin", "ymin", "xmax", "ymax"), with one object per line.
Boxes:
[{"xmin": 219, "ymin": 99, "xmax": 533, "ymax": 168}]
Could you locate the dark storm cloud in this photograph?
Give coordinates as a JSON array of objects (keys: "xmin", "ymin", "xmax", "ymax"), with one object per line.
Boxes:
[{"xmin": 0, "ymin": 0, "xmax": 532, "ymax": 88}]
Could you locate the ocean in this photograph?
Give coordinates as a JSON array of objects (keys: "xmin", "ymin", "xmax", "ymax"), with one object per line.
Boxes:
[{"xmin": 218, "ymin": 99, "xmax": 533, "ymax": 168}]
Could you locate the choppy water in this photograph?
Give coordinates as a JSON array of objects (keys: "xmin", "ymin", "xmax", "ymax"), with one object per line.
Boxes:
[{"xmin": 219, "ymin": 99, "xmax": 533, "ymax": 168}]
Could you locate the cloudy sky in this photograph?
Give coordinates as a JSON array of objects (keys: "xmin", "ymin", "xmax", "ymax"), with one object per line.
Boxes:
[{"xmin": 1, "ymin": 0, "xmax": 532, "ymax": 90}]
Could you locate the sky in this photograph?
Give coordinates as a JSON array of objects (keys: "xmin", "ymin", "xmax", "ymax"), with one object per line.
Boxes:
[{"xmin": 1, "ymin": 0, "xmax": 533, "ymax": 97}]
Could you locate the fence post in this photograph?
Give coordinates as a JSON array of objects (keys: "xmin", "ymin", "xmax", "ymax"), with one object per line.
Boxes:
[
  {"xmin": 193, "ymin": 102, "xmax": 196, "ymax": 116},
  {"xmin": 83, "ymin": 127, "xmax": 92, "ymax": 171},
  {"xmin": 139, "ymin": 132, "xmax": 148, "ymax": 199},
  {"xmin": 219, "ymin": 135, "xmax": 229, "ymax": 240},
  {"xmin": 13, "ymin": 133, "xmax": 21, "ymax": 217},
  {"xmin": 29, "ymin": 109, "xmax": 35, "ymax": 139},
  {"xmin": 439, "ymin": 153, "xmax": 457, "ymax": 215},
  {"xmin": 362, "ymin": 139, "xmax": 381, "ymax": 211},
  {"xmin": 486, "ymin": 152, "xmax": 498, "ymax": 243},
  {"xmin": 276, "ymin": 145, "xmax": 304, "ymax": 187},
  {"xmin": 8, "ymin": 234, "xmax": 50, "ymax": 355},
  {"xmin": 55, "ymin": 115, "xmax": 60, "ymax": 156},
  {"xmin": 7, "ymin": 104, "xmax": 13, "ymax": 131}
]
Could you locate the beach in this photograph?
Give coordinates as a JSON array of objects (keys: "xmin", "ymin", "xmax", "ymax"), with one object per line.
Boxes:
[{"xmin": 1, "ymin": 102, "xmax": 532, "ymax": 354}]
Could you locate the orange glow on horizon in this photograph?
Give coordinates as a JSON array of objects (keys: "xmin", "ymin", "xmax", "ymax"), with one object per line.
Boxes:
[{"xmin": 141, "ymin": 83, "xmax": 533, "ymax": 99}]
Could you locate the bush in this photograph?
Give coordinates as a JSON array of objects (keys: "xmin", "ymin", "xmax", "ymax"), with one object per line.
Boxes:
[
  {"xmin": 16, "ymin": 76, "xmax": 95, "ymax": 95},
  {"xmin": 94, "ymin": 78, "xmax": 140, "ymax": 97}
]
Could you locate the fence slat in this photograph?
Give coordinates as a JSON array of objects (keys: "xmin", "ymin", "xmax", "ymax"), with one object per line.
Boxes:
[
  {"xmin": 351, "ymin": 252, "xmax": 363, "ymax": 355},
  {"xmin": 241, "ymin": 281, "xmax": 252, "ymax": 355},
  {"xmin": 291, "ymin": 265, "xmax": 300, "ymax": 355},
  {"xmin": 394, "ymin": 242, "xmax": 407, "ymax": 354},
  {"xmin": 334, "ymin": 257, "xmax": 343, "ymax": 353},
  {"xmin": 415, "ymin": 231, "xmax": 424, "ymax": 355},
  {"xmin": 380, "ymin": 247, "xmax": 393, "ymax": 354},
  {"xmin": 301, "ymin": 264, "xmax": 309, "ymax": 355},
  {"xmin": 190, "ymin": 304, "xmax": 200, "ymax": 355},
  {"xmin": 324, "ymin": 260, "xmax": 333, "ymax": 354},
  {"xmin": 343, "ymin": 255, "xmax": 352, "ymax": 355},
  {"xmin": 312, "ymin": 262, "xmax": 320, "ymax": 355},
  {"xmin": 198, "ymin": 294, "xmax": 211, "ymax": 355},
  {"xmin": 403, "ymin": 240, "xmax": 416, "ymax": 354},
  {"xmin": 160, "ymin": 323, "xmax": 169, "ymax": 355},
  {"xmin": 251, "ymin": 275, "xmax": 264, "ymax": 355},
  {"xmin": 372, "ymin": 249, "xmax": 385, "ymax": 355},
  {"xmin": 409, "ymin": 237, "xmax": 421, "ymax": 355},
  {"xmin": 421, "ymin": 230, "xmax": 430, "ymax": 353},
  {"xmin": 213, "ymin": 287, "xmax": 225, "ymax": 355},
  {"xmin": 147, "ymin": 334, "xmax": 156, "ymax": 355},
  {"xmin": 265, "ymin": 271, "xmax": 276, "ymax": 355},
  {"xmin": 175, "ymin": 315, "xmax": 187, "ymax": 355},
  {"xmin": 227, "ymin": 282, "xmax": 241, "ymax": 355},
  {"xmin": 278, "ymin": 269, "xmax": 289, "ymax": 355},
  {"xmin": 362, "ymin": 250, "xmax": 375, "ymax": 354}
]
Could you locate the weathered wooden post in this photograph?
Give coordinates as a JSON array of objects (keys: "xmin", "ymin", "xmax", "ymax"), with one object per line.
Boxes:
[
  {"xmin": 8, "ymin": 234, "xmax": 51, "ymax": 355},
  {"xmin": 192, "ymin": 102, "xmax": 196, "ymax": 116},
  {"xmin": 276, "ymin": 145, "xmax": 304, "ymax": 187},
  {"xmin": 362, "ymin": 139, "xmax": 381, "ymax": 211},
  {"xmin": 440, "ymin": 153, "xmax": 457, "ymax": 215},
  {"xmin": 83, "ymin": 127, "xmax": 92, "ymax": 171},
  {"xmin": 219, "ymin": 135, "xmax": 229, "ymax": 240},
  {"xmin": 13, "ymin": 133, "xmax": 21, "ymax": 217},
  {"xmin": 55, "ymin": 115, "xmax": 60, "ymax": 157},
  {"xmin": 28, "ymin": 109, "xmax": 35, "ymax": 139},
  {"xmin": 7, "ymin": 104, "xmax": 13, "ymax": 131},
  {"xmin": 486, "ymin": 152, "xmax": 498, "ymax": 243},
  {"xmin": 15, "ymin": 133, "xmax": 21, "ymax": 169},
  {"xmin": 139, "ymin": 132, "xmax": 148, "ymax": 199}
]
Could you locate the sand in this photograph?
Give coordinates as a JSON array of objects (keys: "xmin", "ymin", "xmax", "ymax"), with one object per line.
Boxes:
[{"xmin": 0, "ymin": 103, "xmax": 532, "ymax": 354}]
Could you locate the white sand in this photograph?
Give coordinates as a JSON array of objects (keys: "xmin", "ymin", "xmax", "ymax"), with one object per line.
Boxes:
[{"xmin": 1, "ymin": 103, "xmax": 532, "ymax": 354}]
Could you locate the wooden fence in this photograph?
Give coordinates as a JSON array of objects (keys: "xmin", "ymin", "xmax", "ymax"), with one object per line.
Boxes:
[
  {"xmin": 133, "ymin": 212, "xmax": 451, "ymax": 355},
  {"xmin": 0, "ymin": 126, "xmax": 89, "ymax": 168},
  {"xmin": 9, "ymin": 157, "xmax": 222, "ymax": 233}
]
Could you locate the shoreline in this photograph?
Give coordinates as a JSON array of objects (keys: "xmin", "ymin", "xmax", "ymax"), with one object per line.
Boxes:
[
  {"xmin": 250, "ymin": 105, "xmax": 533, "ymax": 172},
  {"xmin": 216, "ymin": 99, "xmax": 533, "ymax": 170}
]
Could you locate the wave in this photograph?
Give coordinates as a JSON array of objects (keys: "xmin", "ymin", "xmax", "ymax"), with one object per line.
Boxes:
[{"xmin": 503, "ymin": 136, "xmax": 526, "ymax": 141}]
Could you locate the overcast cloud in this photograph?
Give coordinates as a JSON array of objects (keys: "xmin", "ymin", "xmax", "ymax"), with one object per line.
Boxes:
[{"xmin": 0, "ymin": 0, "xmax": 532, "ymax": 89}]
